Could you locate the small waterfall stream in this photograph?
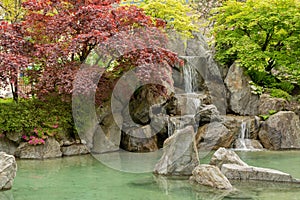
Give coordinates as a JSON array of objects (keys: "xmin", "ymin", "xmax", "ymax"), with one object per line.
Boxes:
[
  {"xmin": 183, "ymin": 57, "xmax": 199, "ymax": 93},
  {"xmin": 167, "ymin": 56, "xmax": 201, "ymax": 137},
  {"xmin": 237, "ymin": 121, "xmax": 249, "ymax": 150}
]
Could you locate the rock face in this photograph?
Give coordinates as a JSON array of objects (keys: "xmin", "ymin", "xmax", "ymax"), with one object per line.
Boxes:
[
  {"xmin": 120, "ymin": 125, "xmax": 158, "ymax": 152},
  {"xmin": 15, "ymin": 137, "xmax": 62, "ymax": 159},
  {"xmin": 196, "ymin": 122, "xmax": 234, "ymax": 150},
  {"xmin": 225, "ymin": 63, "xmax": 259, "ymax": 115},
  {"xmin": 195, "ymin": 104, "xmax": 221, "ymax": 126},
  {"xmin": 0, "ymin": 152, "xmax": 17, "ymax": 190},
  {"xmin": 258, "ymin": 111, "xmax": 300, "ymax": 150},
  {"xmin": 210, "ymin": 147, "xmax": 248, "ymax": 169},
  {"xmin": 258, "ymin": 94, "xmax": 288, "ymax": 115},
  {"xmin": 190, "ymin": 164, "xmax": 233, "ymax": 190},
  {"xmin": 61, "ymin": 144, "xmax": 89, "ymax": 156},
  {"xmin": 0, "ymin": 137, "xmax": 17, "ymax": 155},
  {"xmin": 153, "ymin": 126, "xmax": 198, "ymax": 176},
  {"xmin": 234, "ymin": 139, "xmax": 263, "ymax": 150},
  {"xmin": 221, "ymin": 164, "xmax": 297, "ymax": 183}
]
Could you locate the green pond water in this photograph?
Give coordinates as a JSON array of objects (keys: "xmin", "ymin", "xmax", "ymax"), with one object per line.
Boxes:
[{"xmin": 1, "ymin": 150, "xmax": 300, "ymax": 200}]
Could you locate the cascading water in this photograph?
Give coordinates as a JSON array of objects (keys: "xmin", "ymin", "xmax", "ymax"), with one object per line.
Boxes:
[
  {"xmin": 238, "ymin": 121, "xmax": 248, "ymax": 150},
  {"xmin": 182, "ymin": 56, "xmax": 199, "ymax": 93}
]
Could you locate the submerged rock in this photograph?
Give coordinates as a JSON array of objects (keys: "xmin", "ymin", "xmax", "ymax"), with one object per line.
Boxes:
[
  {"xmin": 190, "ymin": 164, "xmax": 233, "ymax": 190},
  {"xmin": 258, "ymin": 111, "xmax": 300, "ymax": 150},
  {"xmin": 153, "ymin": 126, "xmax": 198, "ymax": 176},
  {"xmin": 0, "ymin": 152, "xmax": 17, "ymax": 190}
]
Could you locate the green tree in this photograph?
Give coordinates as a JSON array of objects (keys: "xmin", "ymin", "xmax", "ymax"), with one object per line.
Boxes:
[
  {"xmin": 136, "ymin": 0, "xmax": 199, "ymax": 38},
  {"xmin": 211, "ymin": 0, "xmax": 300, "ymax": 86}
]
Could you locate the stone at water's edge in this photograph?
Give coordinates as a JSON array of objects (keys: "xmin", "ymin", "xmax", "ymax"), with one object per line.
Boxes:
[
  {"xmin": 0, "ymin": 152, "xmax": 17, "ymax": 190},
  {"xmin": 225, "ymin": 62, "xmax": 259, "ymax": 116},
  {"xmin": 190, "ymin": 164, "xmax": 233, "ymax": 190},
  {"xmin": 14, "ymin": 137, "xmax": 62, "ymax": 159},
  {"xmin": 210, "ymin": 147, "xmax": 248, "ymax": 169},
  {"xmin": 153, "ymin": 126, "xmax": 198, "ymax": 176},
  {"xmin": 234, "ymin": 139, "xmax": 263, "ymax": 150},
  {"xmin": 258, "ymin": 111, "xmax": 300, "ymax": 150},
  {"xmin": 61, "ymin": 144, "xmax": 89, "ymax": 156},
  {"xmin": 221, "ymin": 164, "xmax": 297, "ymax": 183}
]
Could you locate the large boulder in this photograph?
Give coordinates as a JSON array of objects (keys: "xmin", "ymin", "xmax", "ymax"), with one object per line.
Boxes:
[
  {"xmin": 190, "ymin": 164, "xmax": 233, "ymax": 190},
  {"xmin": 0, "ymin": 152, "xmax": 17, "ymax": 190},
  {"xmin": 196, "ymin": 122, "xmax": 234, "ymax": 150},
  {"xmin": 15, "ymin": 137, "xmax": 62, "ymax": 159},
  {"xmin": 120, "ymin": 125, "xmax": 158, "ymax": 152},
  {"xmin": 225, "ymin": 63, "xmax": 259, "ymax": 115},
  {"xmin": 210, "ymin": 147, "xmax": 248, "ymax": 169},
  {"xmin": 258, "ymin": 111, "xmax": 300, "ymax": 150},
  {"xmin": 258, "ymin": 94, "xmax": 288, "ymax": 115},
  {"xmin": 221, "ymin": 164, "xmax": 299, "ymax": 183},
  {"xmin": 153, "ymin": 126, "xmax": 198, "ymax": 176}
]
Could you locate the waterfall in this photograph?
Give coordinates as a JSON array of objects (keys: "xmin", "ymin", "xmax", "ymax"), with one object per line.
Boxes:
[
  {"xmin": 182, "ymin": 56, "xmax": 199, "ymax": 93},
  {"xmin": 238, "ymin": 121, "xmax": 248, "ymax": 150}
]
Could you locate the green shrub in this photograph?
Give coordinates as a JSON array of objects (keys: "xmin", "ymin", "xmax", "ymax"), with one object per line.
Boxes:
[
  {"xmin": 0, "ymin": 97, "xmax": 76, "ymax": 144},
  {"xmin": 268, "ymin": 88, "xmax": 291, "ymax": 101}
]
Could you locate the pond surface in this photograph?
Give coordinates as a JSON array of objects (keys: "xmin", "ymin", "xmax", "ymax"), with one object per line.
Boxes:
[{"xmin": 1, "ymin": 150, "xmax": 300, "ymax": 200}]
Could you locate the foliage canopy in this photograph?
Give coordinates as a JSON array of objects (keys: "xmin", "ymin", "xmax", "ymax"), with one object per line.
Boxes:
[{"xmin": 211, "ymin": 0, "xmax": 300, "ymax": 87}]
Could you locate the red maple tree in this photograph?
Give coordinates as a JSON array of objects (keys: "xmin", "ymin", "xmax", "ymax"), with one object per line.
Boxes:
[{"xmin": 0, "ymin": 0, "xmax": 182, "ymax": 103}]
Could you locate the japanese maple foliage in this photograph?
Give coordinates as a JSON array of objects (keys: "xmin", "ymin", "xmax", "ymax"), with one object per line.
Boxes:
[{"xmin": 0, "ymin": 0, "xmax": 182, "ymax": 102}]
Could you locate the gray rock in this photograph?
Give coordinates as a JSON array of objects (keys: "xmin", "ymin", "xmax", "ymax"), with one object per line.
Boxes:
[
  {"xmin": 258, "ymin": 94, "xmax": 288, "ymax": 115},
  {"xmin": 210, "ymin": 147, "xmax": 248, "ymax": 169},
  {"xmin": 129, "ymin": 85, "xmax": 166, "ymax": 125},
  {"xmin": 258, "ymin": 111, "xmax": 300, "ymax": 150},
  {"xmin": 0, "ymin": 152, "xmax": 17, "ymax": 190},
  {"xmin": 153, "ymin": 126, "xmax": 198, "ymax": 176},
  {"xmin": 222, "ymin": 115, "xmax": 261, "ymax": 140},
  {"xmin": 15, "ymin": 137, "xmax": 62, "ymax": 159},
  {"xmin": 195, "ymin": 104, "xmax": 221, "ymax": 126},
  {"xmin": 221, "ymin": 164, "xmax": 297, "ymax": 183},
  {"xmin": 0, "ymin": 137, "xmax": 17, "ymax": 155},
  {"xmin": 92, "ymin": 114, "xmax": 123, "ymax": 154},
  {"xmin": 196, "ymin": 122, "xmax": 234, "ymax": 150},
  {"xmin": 225, "ymin": 63, "xmax": 259, "ymax": 115},
  {"xmin": 166, "ymin": 93, "xmax": 206, "ymax": 116},
  {"xmin": 234, "ymin": 139, "xmax": 263, "ymax": 150},
  {"xmin": 169, "ymin": 115, "xmax": 196, "ymax": 133},
  {"xmin": 190, "ymin": 164, "xmax": 233, "ymax": 190},
  {"xmin": 61, "ymin": 144, "xmax": 89, "ymax": 156},
  {"xmin": 5, "ymin": 132, "xmax": 23, "ymax": 144},
  {"xmin": 120, "ymin": 125, "xmax": 158, "ymax": 152}
]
